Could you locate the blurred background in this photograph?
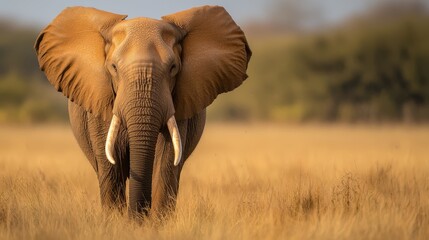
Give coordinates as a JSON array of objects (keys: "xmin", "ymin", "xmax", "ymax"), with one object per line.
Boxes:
[{"xmin": 0, "ymin": 0, "xmax": 428, "ymax": 124}]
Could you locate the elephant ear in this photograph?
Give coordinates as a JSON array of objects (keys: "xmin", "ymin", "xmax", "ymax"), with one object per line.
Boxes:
[
  {"xmin": 162, "ymin": 5, "xmax": 252, "ymax": 120},
  {"xmin": 35, "ymin": 7, "xmax": 127, "ymax": 120}
]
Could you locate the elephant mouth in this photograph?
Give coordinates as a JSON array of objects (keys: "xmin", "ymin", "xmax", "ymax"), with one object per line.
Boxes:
[{"xmin": 104, "ymin": 114, "xmax": 182, "ymax": 166}]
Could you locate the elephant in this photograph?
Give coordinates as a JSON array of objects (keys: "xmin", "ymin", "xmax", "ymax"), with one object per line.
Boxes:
[{"xmin": 34, "ymin": 5, "xmax": 251, "ymax": 218}]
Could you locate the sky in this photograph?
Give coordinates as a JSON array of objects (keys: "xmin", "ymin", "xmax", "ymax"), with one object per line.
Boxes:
[
  {"xmin": 0, "ymin": 0, "xmax": 427, "ymax": 28},
  {"xmin": 0, "ymin": 0, "xmax": 382, "ymax": 27},
  {"xmin": 0, "ymin": 0, "xmax": 266, "ymax": 27}
]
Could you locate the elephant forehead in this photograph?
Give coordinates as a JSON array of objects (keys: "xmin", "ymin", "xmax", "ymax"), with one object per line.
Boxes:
[{"xmin": 114, "ymin": 17, "xmax": 175, "ymax": 41}]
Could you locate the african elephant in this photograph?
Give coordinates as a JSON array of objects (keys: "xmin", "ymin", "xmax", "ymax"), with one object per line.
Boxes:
[{"xmin": 34, "ymin": 6, "xmax": 251, "ymax": 217}]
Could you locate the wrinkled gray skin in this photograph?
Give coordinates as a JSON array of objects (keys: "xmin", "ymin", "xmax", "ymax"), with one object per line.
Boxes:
[{"xmin": 35, "ymin": 6, "xmax": 251, "ymax": 218}]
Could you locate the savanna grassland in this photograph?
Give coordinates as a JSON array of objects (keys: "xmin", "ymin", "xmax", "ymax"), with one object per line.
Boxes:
[{"xmin": 0, "ymin": 124, "xmax": 428, "ymax": 239}]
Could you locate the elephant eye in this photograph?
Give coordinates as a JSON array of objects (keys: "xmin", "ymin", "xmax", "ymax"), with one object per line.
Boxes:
[
  {"xmin": 112, "ymin": 63, "xmax": 118, "ymax": 73},
  {"xmin": 170, "ymin": 63, "xmax": 178, "ymax": 77}
]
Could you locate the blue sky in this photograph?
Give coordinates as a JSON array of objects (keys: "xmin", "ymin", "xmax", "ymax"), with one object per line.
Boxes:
[{"xmin": 0, "ymin": 0, "xmax": 427, "ymax": 27}]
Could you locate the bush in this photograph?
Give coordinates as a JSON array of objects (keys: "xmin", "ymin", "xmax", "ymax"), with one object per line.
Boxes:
[{"xmin": 210, "ymin": 13, "xmax": 429, "ymax": 122}]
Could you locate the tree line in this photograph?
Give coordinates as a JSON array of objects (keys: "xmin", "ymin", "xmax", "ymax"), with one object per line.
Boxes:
[
  {"xmin": 210, "ymin": 8, "xmax": 429, "ymax": 123},
  {"xmin": 0, "ymin": 6, "xmax": 428, "ymax": 123}
]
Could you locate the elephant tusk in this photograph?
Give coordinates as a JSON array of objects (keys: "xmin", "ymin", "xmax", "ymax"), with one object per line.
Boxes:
[
  {"xmin": 105, "ymin": 114, "xmax": 121, "ymax": 165},
  {"xmin": 167, "ymin": 115, "xmax": 182, "ymax": 166}
]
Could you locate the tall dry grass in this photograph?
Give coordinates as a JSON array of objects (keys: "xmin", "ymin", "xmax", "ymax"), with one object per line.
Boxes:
[{"xmin": 0, "ymin": 124, "xmax": 428, "ymax": 239}]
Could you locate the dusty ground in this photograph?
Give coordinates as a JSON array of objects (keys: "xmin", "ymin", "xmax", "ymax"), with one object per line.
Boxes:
[{"xmin": 0, "ymin": 124, "xmax": 428, "ymax": 239}]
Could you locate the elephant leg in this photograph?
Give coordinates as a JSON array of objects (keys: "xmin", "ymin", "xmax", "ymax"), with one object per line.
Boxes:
[
  {"xmin": 70, "ymin": 101, "xmax": 129, "ymax": 210},
  {"xmin": 87, "ymin": 115, "xmax": 129, "ymax": 210},
  {"xmin": 151, "ymin": 120, "xmax": 188, "ymax": 217},
  {"xmin": 182, "ymin": 110, "xmax": 206, "ymax": 161},
  {"xmin": 98, "ymin": 160, "xmax": 128, "ymax": 210},
  {"xmin": 151, "ymin": 110, "xmax": 206, "ymax": 217},
  {"xmin": 68, "ymin": 102, "xmax": 98, "ymax": 172}
]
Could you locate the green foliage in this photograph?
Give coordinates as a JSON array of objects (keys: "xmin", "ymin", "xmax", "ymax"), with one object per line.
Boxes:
[
  {"xmin": 210, "ymin": 14, "xmax": 429, "ymax": 122},
  {"xmin": 0, "ymin": 73, "xmax": 68, "ymax": 124},
  {"xmin": 1, "ymin": 12, "xmax": 429, "ymax": 124},
  {"xmin": 0, "ymin": 23, "xmax": 68, "ymax": 124}
]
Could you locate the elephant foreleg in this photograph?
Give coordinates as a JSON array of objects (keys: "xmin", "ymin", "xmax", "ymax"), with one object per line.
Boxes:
[
  {"xmin": 151, "ymin": 110, "xmax": 206, "ymax": 217},
  {"xmin": 69, "ymin": 102, "xmax": 129, "ymax": 211},
  {"xmin": 95, "ymin": 127, "xmax": 130, "ymax": 211},
  {"xmin": 151, "ymin": 121, "xmax": 188, "ymax": 217},
  {"xmin": 98, "ymin": 161, "xmax": 128, "ymax": 210}
]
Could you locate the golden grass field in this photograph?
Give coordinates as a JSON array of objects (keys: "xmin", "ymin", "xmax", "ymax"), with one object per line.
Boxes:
[{"xmin": 0, "ymin": 124, "xmax": 428, "ymax": 239}]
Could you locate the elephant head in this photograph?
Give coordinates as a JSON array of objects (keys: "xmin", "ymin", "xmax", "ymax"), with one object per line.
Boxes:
[{"xmin": 35, "ymin": 6, "xmax": 251, "ymax": 215}]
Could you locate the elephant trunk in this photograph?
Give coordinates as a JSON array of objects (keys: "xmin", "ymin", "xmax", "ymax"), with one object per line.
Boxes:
[
  {"xmin": 104, "ymin": 72, "xmax": 183, "ymax": 217},
  {"xmin": 124, "ymin": 83, "xmax": 162, "ymax": 217}
]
